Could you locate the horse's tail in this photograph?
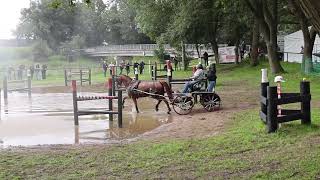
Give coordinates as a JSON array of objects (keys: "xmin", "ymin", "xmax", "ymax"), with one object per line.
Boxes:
[{"xmin": 160, "ymin": 81, "xmax": 173, "ymax": 100}]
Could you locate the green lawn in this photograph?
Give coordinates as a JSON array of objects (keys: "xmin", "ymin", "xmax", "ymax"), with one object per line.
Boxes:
[{"xmin": 1, "ymin": 60, "xmax": 320, "ymax": 179}]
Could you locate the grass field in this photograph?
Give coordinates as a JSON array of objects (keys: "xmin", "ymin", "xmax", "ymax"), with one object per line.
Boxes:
[{"xmin": 1, "ymin": 59, "xmax": 320, "ymax": 179}]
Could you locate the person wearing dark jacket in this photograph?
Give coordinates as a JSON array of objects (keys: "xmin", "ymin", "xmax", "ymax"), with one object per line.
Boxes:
[
  {"xmin": 203, "ymin": 52, "xmax": 209, "ymax": 66},
  {"xmin": 125, "ymin": 62, "xmax": 130, "ymax": 75},
  {"xmin": 207, "ymin": 63, "xmax": 217, "ymax": 92},
  {"xmin": 133, "ymin": 61, "xmax": 139, "ymax": 74},
  {"xmin": 139, "ymin": 61, "xmax": 145, "ymax": 74}
]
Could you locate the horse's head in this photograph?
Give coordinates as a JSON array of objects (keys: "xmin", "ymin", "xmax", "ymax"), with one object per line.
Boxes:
[{"xmin": 116, "ymin": 75, "xmax": 133, "ymax": 88}]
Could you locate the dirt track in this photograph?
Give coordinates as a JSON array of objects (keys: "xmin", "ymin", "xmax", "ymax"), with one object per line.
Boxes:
[{"xmin": 138, "ymin": 81, "xmax": 259, "ymax": 141}]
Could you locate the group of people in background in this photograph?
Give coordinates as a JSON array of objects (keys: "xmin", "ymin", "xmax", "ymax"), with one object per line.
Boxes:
[
  {"xmin": 102, "ymin": 60, "xmax": 146, "ymax": 77},
  {"xmin": 6, "ymin": 64, "xmax": 47, "ymax": 81}
]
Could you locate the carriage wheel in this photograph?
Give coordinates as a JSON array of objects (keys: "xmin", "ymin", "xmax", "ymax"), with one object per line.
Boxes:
[
  {"xmin": 200, "ymin": 93, "xmax": 221, "ymax": 112},
  {"xmin": 172, "ymin": 95, "xmax": 194, "ymax": 115}
]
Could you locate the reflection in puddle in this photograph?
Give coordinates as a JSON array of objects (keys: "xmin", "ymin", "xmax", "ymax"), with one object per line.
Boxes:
[{"xmin": 0, "ymin": 92, "xmax": 172, "ymax": 148}]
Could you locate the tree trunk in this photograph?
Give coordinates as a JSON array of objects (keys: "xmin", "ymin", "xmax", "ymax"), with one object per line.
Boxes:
[
  {"xmin": 290, "ymin": 0, "xmax": 318, "ymax": 73},
  {"xmin": 235, "ymin": 41, "xmax": 240, "ymax": 64},
  {"xmin": 181, "ymin": 41, "xmax": 187, "ymax": 71},
  {"xmin": 245, "ymin": 0, "xmax": 285, "ymax": 73},
  {"xmin": 303, "ymin": 28, "xmax": 317, "ymax": 73},
  {"xmin": 211, "ymin": 40, "xmax": 219, "ymax": 64},
  {"xmin": 266, "ymin": 42, "xmax": 283, "ymax": 74},
  {"xmin": 251, "ymin": 19, "xmax": 259, "ymax": 66}
]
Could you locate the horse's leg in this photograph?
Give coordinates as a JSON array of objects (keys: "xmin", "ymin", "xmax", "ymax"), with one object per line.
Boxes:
[
  {"xmin": 155, "ymin": 99, "xmax": 162, "ymax": 112},
  {"xmin": 132, "ymin": 97, "xmax": 139, "ymax": 113},
  {"xmin": 162, "ymin": 98, "xmax": 171, "ymax": 114}
]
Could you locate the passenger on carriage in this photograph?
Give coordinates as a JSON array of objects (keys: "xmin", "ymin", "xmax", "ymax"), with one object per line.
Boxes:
[{"xmin": 182, "ymin": 64, "xmax": 205, "ymax": 93}]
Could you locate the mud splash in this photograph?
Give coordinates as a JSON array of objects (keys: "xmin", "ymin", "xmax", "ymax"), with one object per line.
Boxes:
[{"xmin": 0, "ymin": 92, "xmax": 172, "ymax": 148}]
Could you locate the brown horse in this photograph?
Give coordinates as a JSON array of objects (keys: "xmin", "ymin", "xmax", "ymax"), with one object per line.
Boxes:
[{"xmin": 116, "ymin": 75, "xmax": 173, "ymax": 113}]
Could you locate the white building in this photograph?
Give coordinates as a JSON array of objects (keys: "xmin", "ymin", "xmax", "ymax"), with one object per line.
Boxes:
[{"xmin": 284, "ymin": 29, "xmax": 320, "ymax": 63}]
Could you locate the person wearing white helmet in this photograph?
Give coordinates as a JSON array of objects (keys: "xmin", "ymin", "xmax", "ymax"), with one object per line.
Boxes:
[
  {"xmin": 274, "ymin": 75, "xmax": 285, "ymax": 83},
  {"xmin": 182, "ymin": 64, "xmax": 205, "ymax": 93}
]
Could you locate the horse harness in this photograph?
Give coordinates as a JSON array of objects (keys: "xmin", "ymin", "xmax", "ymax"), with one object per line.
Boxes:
[{"xmin": 127, "ymin": 80, "xmax": 160, "ymax": 97}]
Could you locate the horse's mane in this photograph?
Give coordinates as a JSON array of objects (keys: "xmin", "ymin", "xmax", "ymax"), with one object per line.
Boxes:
[{"xmin": 120, "ymin": 74, "xmax": 132, "ymax": 81}]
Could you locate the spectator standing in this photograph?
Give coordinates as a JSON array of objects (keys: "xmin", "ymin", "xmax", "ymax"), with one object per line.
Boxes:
[
  {"xmin": 35, "ymin": 64, "xmax": 41, "ymax": 80},
  {"xmin": 29, "ymin": 65, "xmax": 34, "ymax": 79},
  {"xmin": 18, "ymin": 64, "xmax": 25, "ymax": 80},
  {"xmin": 41, "ymin": 64, "xmax": 48, "ymax": 79},
  {"xmin": 139, "ymin": 61, "xmax": 145, "ymax": 74},
  {"xmin": 133, "ymin": 61, "xmax": 139, "ymax": 74},
  {"xmin": 102, "ymin": 61, "xmax": 108, "ymax": 77},
  {"xmin": 109, "ymin": 62, "xmax": 115, "ymax": 75},
  {"xmin": 119, "ymin": 60, "xmax": 125, "ymax": 75},
  {"xmin": 173, "ymin": 56, "xmax": 178, "ymax": 71},
  {"xmin": 125, "ymin": 62, "xmax": 130, "ymax": 75},
  {"xmin": 207, "ymin": 63, "xmax": 217, "ymax": 92},
  {"xmin": 203, "ymin": 52, "xmax": 209, "ymax": 66}
]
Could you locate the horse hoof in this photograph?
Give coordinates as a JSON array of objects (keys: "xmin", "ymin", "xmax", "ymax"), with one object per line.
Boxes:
[
  {"xmin": 155, "ymin": 108, "xmax": 159, "ymax": 112},
  {"xmin": 167, "ymin": 112, "xmax": 171, "ymax": 114}
]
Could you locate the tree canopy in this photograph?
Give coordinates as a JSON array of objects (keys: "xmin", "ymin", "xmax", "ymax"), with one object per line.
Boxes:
[{"xmin": 14, "ymin": 0, "xmax": 320, "ymax": 73}]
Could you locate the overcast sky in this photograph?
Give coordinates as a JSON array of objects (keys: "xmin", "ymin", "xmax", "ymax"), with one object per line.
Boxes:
[
  {"xmin": 0, "ymin": 0, "xmax": 114, "ymax": 40},
  {"xmin": 0, "ymin": 0, "xmax": 30, "ymax": 39}
]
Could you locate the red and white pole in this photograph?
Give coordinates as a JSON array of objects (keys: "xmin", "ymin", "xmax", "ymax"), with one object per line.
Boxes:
[{"xmin": 277, "ymin": 82, "xmax": 282, "ymax": 116}]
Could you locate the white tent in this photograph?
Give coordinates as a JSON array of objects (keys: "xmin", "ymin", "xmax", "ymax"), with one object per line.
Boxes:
[{"xmin": 284, "ymin": 29, "xmax": 320, "ymax": 63}]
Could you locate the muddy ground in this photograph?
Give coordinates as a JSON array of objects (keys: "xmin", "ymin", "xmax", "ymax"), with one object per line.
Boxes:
[{"xmin": 31, "ymin": 80, "xmax": 259, "ymax": 143}]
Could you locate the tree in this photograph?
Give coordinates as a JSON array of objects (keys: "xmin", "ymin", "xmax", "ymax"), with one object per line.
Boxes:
[
  {"xmin": 297, "ymin": 0, "xmax": 320, "ymax": 32},
  {"xmin": 245, "ymin": 0, "xmax": 285, "ymax": 73},
  {"xmin": 288, "ymin": 0, "xmax": 317, "ymax": 74}
]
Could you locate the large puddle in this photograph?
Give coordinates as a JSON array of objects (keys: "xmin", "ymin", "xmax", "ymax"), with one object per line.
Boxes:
[{"xmin": 0, "ymin": 92, "xmax": 172, "ymax": 148}]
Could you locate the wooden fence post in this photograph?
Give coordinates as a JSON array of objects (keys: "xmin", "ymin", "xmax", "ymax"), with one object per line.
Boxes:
[
  {"xmin": 261, "ymin": 82, "xmax": 269, "ymax": 123},
  {"xmin": 118, "ymin": 90, "xmax": 123, "ymax": 128},
  {"xmin": 27, "ymin": 75, "xmax": 32, "ymax": 97},
  {"xmin": 151, "ymin": 65, "xmax": 154, "ymax": 80},
  {"xmin": 3, "ymin": 76, "xmax": 8, "ymax": 99},
  {"xmin": 108, "ymin": 78, "xmax": 113, "ymax": 121},
  {"xmin": 111, "ymin": 75, "xmax": 116, "ymax": 96},
  {"xmin": 267, "ymin": 86, "xmax": 278, "ymax": 133},
  {"xmin": 64, "ymin": 70, "xmax": 68, "ymax": 86},
  {"xmin": 301, "ymin": 81, "xmax": 311, "ymax": 125},
  {"xmin": 80, "ymin": 70, "xmax": 83, "ymax": 86},
  {"xmin": 72, "ymin": 80, "xmax": 79, "ymax": 126},
  {"xmin": 154, "ymin": 62, "xmax": 158, "ymax": 80},
  {"xmin": 89, "ymin": 68, "xmax": 92, "ymax": 85}
]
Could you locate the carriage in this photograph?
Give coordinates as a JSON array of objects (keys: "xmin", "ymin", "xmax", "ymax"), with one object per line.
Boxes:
[
  {"xmin": 115, "ymin": 75, "xmax": 221, "ymax": 115},
  {"xmin": 171, "ymin": 80, "xmax": 221, "ymax": 115}
]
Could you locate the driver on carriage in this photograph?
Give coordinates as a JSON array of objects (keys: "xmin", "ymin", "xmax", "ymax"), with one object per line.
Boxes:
[{"xmin": 182, "ymin": 64, "xmax": 205, "ymax": 93}]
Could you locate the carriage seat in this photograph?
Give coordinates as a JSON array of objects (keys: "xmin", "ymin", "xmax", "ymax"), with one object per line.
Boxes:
[{"xmin": 190, "ymin": 79, "xmax": 207, "ymax": 92}]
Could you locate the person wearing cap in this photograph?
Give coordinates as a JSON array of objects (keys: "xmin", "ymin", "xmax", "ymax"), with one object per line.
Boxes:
[{"xmin": 182, "ymin": 64, "xmax": 205, "ymax": 93}]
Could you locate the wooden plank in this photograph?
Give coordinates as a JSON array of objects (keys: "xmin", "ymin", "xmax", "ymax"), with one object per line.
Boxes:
[
  {"xmin": 260, "ymin": 96, "xmax": 267, "ymax": 105},
  {"xmin": 78, "ymin": 110, "xmax": 119, "ymax": 116},
  {"xmin": 260, "ymin": 111, "xmax": 267, "ymax": 123},
  {"xmin": 276, "ymin": 96, "xmax": 302, "ymax": 105},
  {"xmin": 281, "ymin": 93, "xmax": 300, "ymax": 97},
  {"xmin": 281, "ymin": 109, "xmax": 301, "ymax": 115},
  {"xmin": 277, "ymin": 113, "xmax": 303, "ymax": 123}
]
